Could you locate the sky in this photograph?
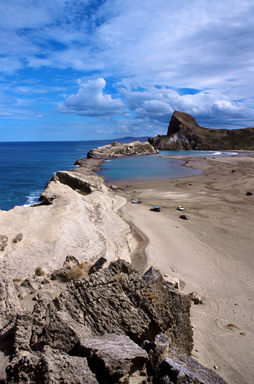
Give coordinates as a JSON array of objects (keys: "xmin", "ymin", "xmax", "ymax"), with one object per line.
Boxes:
[{"xmin": 0, "ymin": 0, "xmax": 253, "ymax": 141}]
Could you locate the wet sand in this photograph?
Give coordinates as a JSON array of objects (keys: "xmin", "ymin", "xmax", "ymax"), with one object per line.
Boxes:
[{"xmin": 115, "ymin": 155, "xmax": 254, "ymax": 384}]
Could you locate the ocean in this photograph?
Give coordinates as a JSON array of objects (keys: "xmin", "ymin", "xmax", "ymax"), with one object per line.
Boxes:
[
  {"xmin": 0, "ymin": 140, "xmax": 111, "ymax": 211},
  {"xmin": 0, "ymin": 141, "xmax": 238, "ymax": 211}
]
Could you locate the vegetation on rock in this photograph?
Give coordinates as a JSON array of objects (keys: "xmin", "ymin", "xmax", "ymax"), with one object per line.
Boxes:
[{"xmin": 148, "ymin": 110, "xmax": 254, "ymax": 150}]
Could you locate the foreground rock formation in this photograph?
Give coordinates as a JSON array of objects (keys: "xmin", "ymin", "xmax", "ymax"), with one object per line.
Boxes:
[
  {"xmin": 148, "ymin": 110, "xmax": 254, "ymax": 150},
  {"xmin": 1, "ymin": 258, "xmax": 227, "ymax": 383},
  {"xmin": 87, "ymin": 140, "xmax": 157, "ymax": 159},
  {"xmin": 0, "ymin": 153, "xmax": 227, "ymax": 383}
]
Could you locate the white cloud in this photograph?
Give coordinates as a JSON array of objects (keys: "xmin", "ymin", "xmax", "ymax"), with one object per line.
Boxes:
[
  {"xmin": 0, "ymin": 0, "xmax": 253, "ymax": 137},
  {"xmin": 120, "ymin": 85, "xmax": 254, "ymax": 129},
  {"xmin": 58, "ymin": 78, "xmax": 125, "ymax": 116},
  {"xmin": 1, "ymin": 0, "xmax": 253, "ymax": 87}
]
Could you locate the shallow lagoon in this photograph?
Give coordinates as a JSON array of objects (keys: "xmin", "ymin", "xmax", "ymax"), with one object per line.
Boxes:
[
  {"xmin": 97, "ymin": 155, "xmax": 202, "ymax": 183},
  {"xmin": 97, "ymin": 150, "xmax": 241, "ymax": 183}
]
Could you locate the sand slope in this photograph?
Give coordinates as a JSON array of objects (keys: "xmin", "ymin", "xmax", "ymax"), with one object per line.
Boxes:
[{"xmin": 117, "ymin": 155, "xmax": 254, "ymax": 384}]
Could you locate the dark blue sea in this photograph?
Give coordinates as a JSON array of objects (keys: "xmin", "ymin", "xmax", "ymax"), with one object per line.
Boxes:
[
  {"xmin": 0, "ymin": 141, "xmax": 111, "ymax": 211},
  {"xmin": 0, "ymin": 141, "xmax": 239, "ymax": 211}
]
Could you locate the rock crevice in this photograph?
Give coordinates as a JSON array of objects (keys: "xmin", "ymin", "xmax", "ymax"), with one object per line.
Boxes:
[{"xmin": 1, "ymin": 259, "xmax": 227, "ymax": 383}]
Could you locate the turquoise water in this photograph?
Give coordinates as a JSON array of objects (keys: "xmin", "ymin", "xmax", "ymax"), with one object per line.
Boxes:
[
  {"xmin": 97, "ymin": 155, "xmax": 202, "ymax": 183},
  {"xmin": 97, "ymin": 149, "xmax": 242, "ymax": 183}
]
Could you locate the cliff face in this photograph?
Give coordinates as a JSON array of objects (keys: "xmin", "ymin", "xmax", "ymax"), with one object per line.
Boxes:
[{"xmin": 148, "ymin": 111, "xmax": 254, "ymax": 150}]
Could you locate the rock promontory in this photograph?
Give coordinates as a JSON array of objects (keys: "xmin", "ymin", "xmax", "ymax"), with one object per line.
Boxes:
[
  {"xmin": 148, "ymin": 110, "xmax": 254, "ymax": 150},
  {"xmin": 87, "ymin": 140, "xmax": 157, "ymax": 159}
]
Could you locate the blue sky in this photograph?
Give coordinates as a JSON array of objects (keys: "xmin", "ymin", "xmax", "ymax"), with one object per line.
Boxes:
[{"xmin": 0, "ymin": 0, "xmax": 253, "ymax": 141}]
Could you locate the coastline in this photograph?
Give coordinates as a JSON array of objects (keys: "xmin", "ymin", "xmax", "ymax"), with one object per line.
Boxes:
[
  {"xmin": 114, "ymin": 154, "xmax": 254, "ymax": 384},
  {"xmin": 0, "ymin": 145, "xmax": 253, "ymax": 383}
]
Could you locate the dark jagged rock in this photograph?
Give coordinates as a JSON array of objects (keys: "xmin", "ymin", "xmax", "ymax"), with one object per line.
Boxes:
[
  {"xmin": 159, "ymin": 346, "xmax": 227, "ymax": 384},
  {"xmin": 76, "ymin": 334, "xmax": 148, "ymax": 383},
  {"xmin": 2, "ymin": 260, "xmax": 228, "ymax": 383},
  {"xmin": 142, "ymin": 334, "xmax": 227, "ymax": 384},
  {"xmin": 142, "ymin": 266, "xmax": 162, "ymax": 284},
  {"xmin": 0, "ymin": 275, "xmax": 22, "ymax": 330},
  {"xmin": 6, "ymin": 346, "xmax": 99, "ymax": 384},
  {"xmin": 148, "ymin": 110, "xmax": 254, "ymax": 150},
  {"xmin": 88, "ymin": 256, "xmax": 107, "ymax": 275},
  {"xmin": 26, "ymin": 260, "xmax": 192, "ymax": 354}
]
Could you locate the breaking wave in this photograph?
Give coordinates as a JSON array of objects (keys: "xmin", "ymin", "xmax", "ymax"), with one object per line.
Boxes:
[{"xmin": 23, "ymin": 190, "xmax": 42, "ymax": 207}]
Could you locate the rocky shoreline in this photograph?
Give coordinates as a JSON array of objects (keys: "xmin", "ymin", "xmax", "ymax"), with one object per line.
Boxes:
[
  {"xmin": 87, "ymin": 140, "xmax": 157, "ymax": 159},
  {"xmin": 0, "ymin": 141, "xmax": 228, "ymax": 383}
]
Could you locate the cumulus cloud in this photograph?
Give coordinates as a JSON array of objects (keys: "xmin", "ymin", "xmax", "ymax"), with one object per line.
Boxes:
[
  {"xmin": 120, "ymin": 85, "xmax": 254, "ymax": 129},
  {"xmin": 58, "ymin": 78, "xmax": 125, "ymax": 117}
]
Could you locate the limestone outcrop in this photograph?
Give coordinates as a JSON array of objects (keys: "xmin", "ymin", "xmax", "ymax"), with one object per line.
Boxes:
[
  {"xmin": 148, "ymin": 110, "xmax": 254, "ymax": 150},
  {"xmin": 0, "ymin": 166, "xmax": 132, "ymax": 280},
  {"xmin": 87, "ymin": 140, "xmax": 157, "ymax": 159}
]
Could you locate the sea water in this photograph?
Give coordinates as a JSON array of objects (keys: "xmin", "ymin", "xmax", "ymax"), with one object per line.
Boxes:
[
  {"xmin": 0, "ymin": 142, "xmax": 240, "ymax": 211},
  {"xmin": 0, "ymin": 140, "xmax": 111, "ymax": 211}
]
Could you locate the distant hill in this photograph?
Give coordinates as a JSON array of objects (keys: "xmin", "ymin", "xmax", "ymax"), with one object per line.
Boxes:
[
  {"xmin": 115, "ymin": 136, "xmax": 149, "ymax": 143},
  {"xmin": 148, "ymin": 111, "xmax": 254, "ymax": 150}
]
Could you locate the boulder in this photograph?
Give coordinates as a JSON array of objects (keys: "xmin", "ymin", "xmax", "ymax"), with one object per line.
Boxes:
[
  {"xmin": 88, "ymin": 257, "xmax": 107, "ymax": 275},
  {"xmin": 76, "ymin": 334, "xmax": 148, "ymax": 383},
  {"xmin": 163, "ymin": 275, "xmax": 180, "ymax": 290},
  {"xmin": 188, "ymin": 292, "xmax": 203, "ymax": 305},
  {"xmin": 159, "ymin": 346, "xmax": 227, "ymax": 384},
  {"xmin": 142, "ymin": 266, "xmax": 163, "ymax": 285}
]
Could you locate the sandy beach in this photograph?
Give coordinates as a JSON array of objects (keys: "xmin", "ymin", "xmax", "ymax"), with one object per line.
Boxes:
[{"xmin": 115, "ymin": 155, "xmax": 254, "ymax": 384}]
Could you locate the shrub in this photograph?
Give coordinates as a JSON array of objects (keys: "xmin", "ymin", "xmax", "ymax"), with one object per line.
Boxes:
[{"xmin": 65, "ymin": 261, "xmax": 91, "ymax": 281}]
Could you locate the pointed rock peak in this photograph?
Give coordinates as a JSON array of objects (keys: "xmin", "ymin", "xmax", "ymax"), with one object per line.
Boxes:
[{"xmin": 167, "ymin": 111, "xmax": 200, "ymax": 136}]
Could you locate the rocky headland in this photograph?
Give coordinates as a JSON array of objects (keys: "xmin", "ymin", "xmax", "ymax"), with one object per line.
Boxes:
[
  {"xmin": 0, "ymin": 143, "xmax": 228, "ymax": 383},
  {"xmin": 148, "ymin": 110, "xmax": 254, "ymax": 150},
  {"xmin": 87, "ymin": 140, "xmax": 157, "ymax": 159}
]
